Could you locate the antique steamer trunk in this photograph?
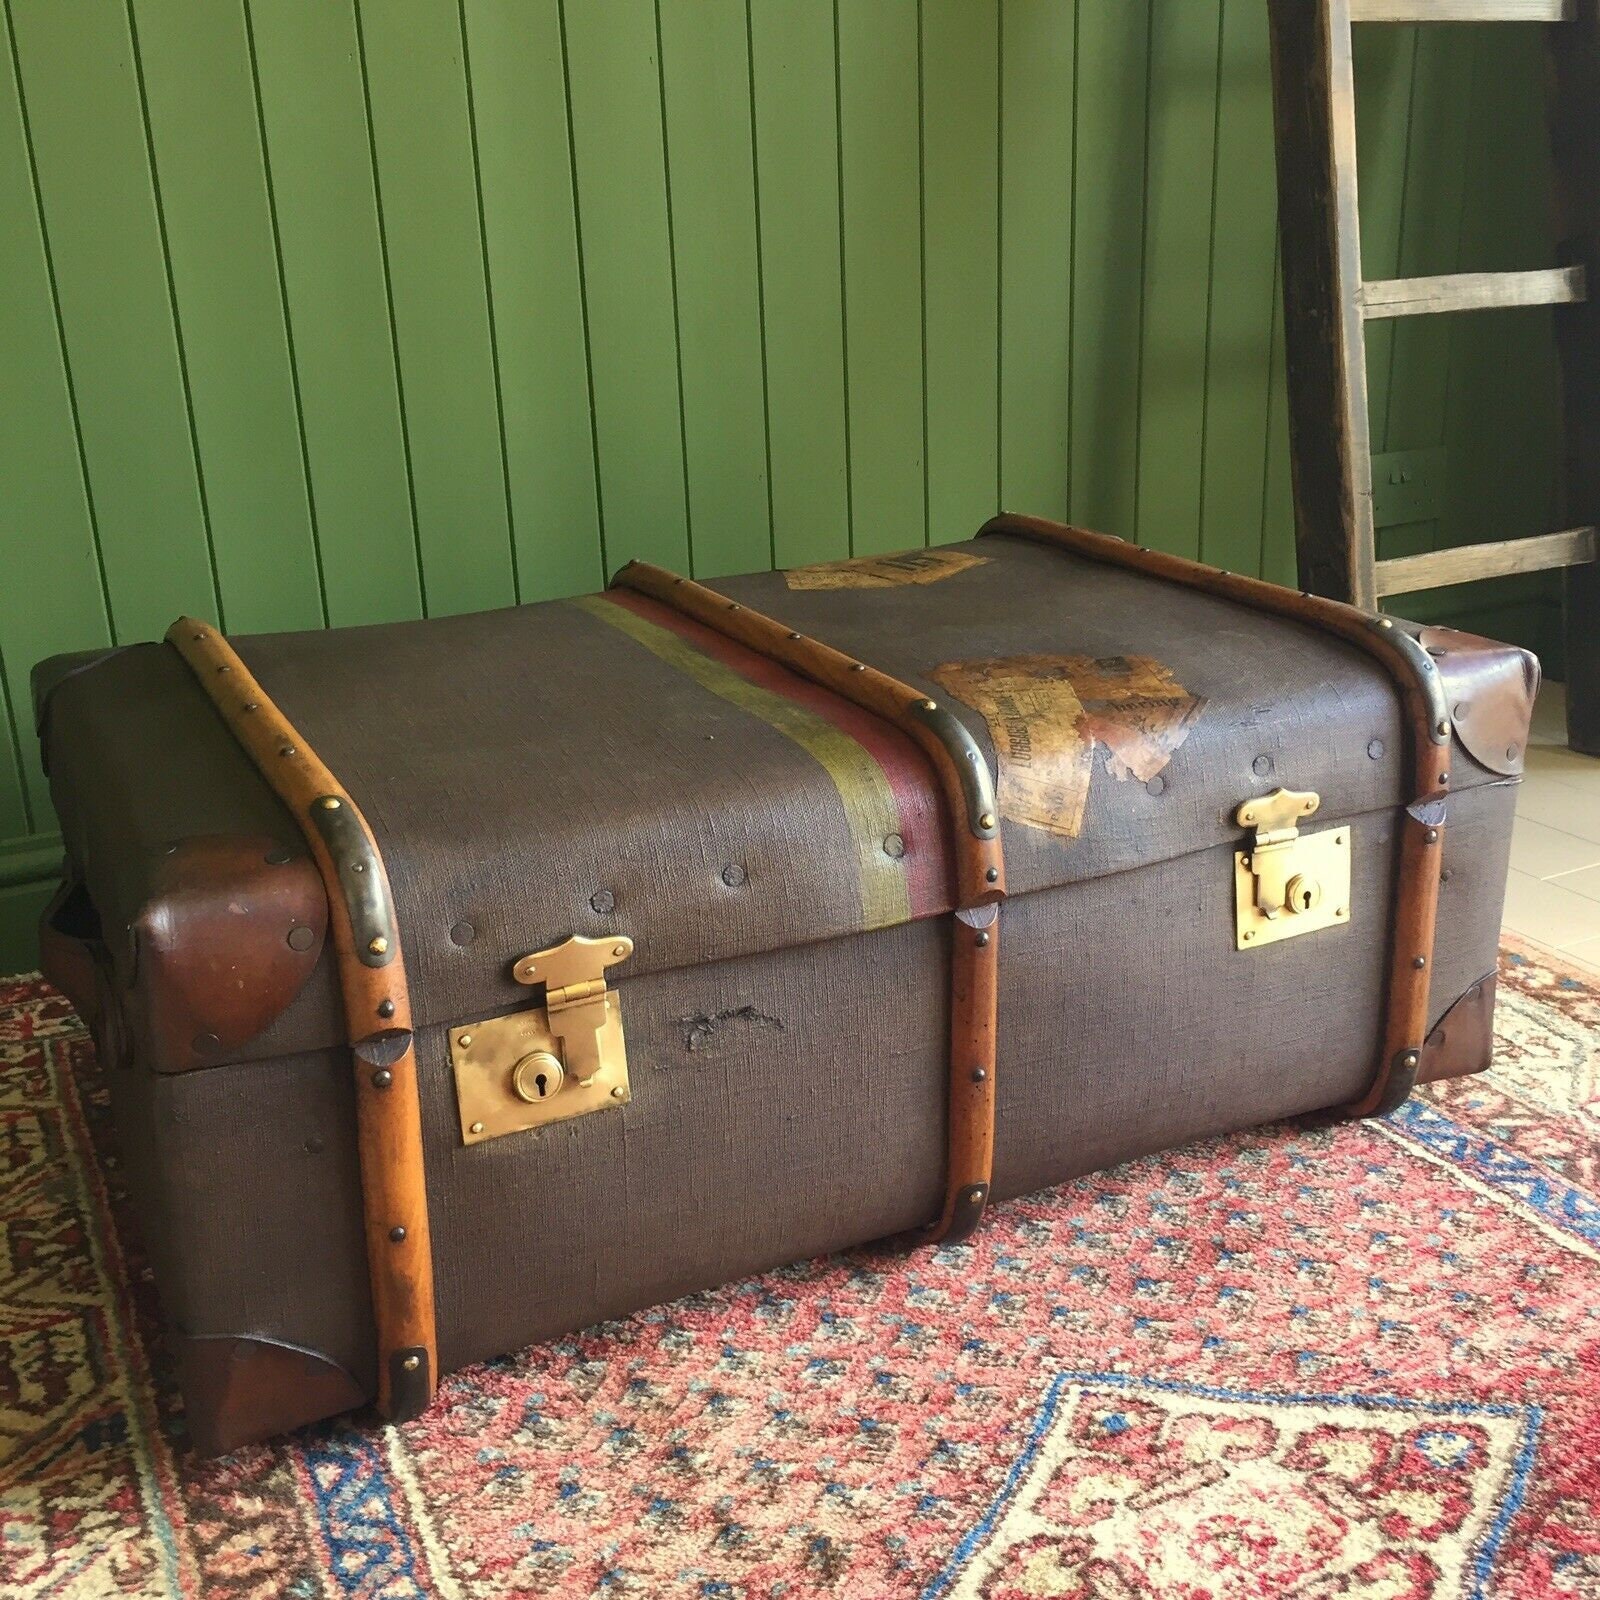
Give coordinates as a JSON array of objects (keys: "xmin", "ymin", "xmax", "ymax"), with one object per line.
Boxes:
[{"xmin": 34, "ymin": 515, "xmax": 1537, "ymax": 1454}]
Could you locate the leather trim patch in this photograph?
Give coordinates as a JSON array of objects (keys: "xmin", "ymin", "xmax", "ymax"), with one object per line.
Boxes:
[
  {"xmin": 1420, "ymin": 625, "xmax": 1541, "ymax": 777},
  {"xmin": 1417, "ymin": 970, "xmax": 1497, "ymax": 1086},
  {"xmin": 783, "ymin": 548, "xmax": 987, "ymax": 591},
  {"xmin": 133, "ymin": 834, "xmax": 328, "ymax": 1071},
  {"xmin": 929, "ymin": 654, "xmax": 1204, "ymax": 839}
]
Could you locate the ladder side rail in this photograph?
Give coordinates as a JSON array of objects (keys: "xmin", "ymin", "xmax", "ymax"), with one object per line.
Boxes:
[
  {"xmin": 1268, "ymin": 0, "xmax": 1379, "ymax": 608},
  {"xmin": 1550, "ymin": 4, "xmax": 1600, "ymax": 754}
]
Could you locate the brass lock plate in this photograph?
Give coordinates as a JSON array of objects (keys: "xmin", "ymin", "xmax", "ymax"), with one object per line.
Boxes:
[
  {"xmin": 1233, "ymin": 788, "xmax": 1350, "ymax": 951},
  {"xmin": 451, "ymin": 934, "xmax": 633, "ymax": 1144}
]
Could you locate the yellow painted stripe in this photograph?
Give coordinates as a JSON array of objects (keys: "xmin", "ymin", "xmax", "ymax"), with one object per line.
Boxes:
[{"xmin": 572, "ymin": 595, "xmax": 912, "ymax": 930}]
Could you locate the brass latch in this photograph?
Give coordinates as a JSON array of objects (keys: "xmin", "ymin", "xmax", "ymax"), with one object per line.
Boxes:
[
  {"xmin": 451, "ymin": 934, "xmax": 634, "ymax": 1144},
  {"xmin": 1233, "ymin": 788, "xmax": 1350, "ymax": 950}
]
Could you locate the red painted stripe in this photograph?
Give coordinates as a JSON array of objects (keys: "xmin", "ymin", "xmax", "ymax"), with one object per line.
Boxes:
[{"xmin": 603, "ymin": 589, "xmax": 953, "ymax": 918}]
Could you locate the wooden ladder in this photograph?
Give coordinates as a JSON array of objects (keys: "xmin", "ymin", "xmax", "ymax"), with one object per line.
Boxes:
[{"xmin": 1268, "ymin": 0, "xmax": 1599, "ymax": 754}]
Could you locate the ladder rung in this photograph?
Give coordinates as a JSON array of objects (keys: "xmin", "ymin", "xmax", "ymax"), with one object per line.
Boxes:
[
  {"xmin": 1350, "ymin": 1, "xmax": 1573, "ymax": 20},
  {"xmin": 1358, "ymin": 266, "xmax": 1586, "ymax": 319},
  {"xmin": 1375, "ymin": 527, "xmax": 1598, "ymax": 597}
]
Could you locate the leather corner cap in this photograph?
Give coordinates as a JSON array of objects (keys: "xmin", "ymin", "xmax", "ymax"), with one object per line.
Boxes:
[
  {"xmin": 131, "ymin": 835, "xmax": 328, "ymax": 1072},
  {"xmin": 1420, "ymin": 625, "xmax": 1541, "ymax": 777},
  {"xmin": 176, "ymin": 1335, "xmax": 367, "ymax": 1456},
  {"xmin": 1417, "ymin": 970, "xmax": 1497, "ymax": 1086}
]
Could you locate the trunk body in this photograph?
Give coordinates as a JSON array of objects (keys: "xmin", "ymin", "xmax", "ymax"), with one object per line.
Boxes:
[{"xmin": 34, "ymin": 525, "xmax": 1534, "ymax": 1453}]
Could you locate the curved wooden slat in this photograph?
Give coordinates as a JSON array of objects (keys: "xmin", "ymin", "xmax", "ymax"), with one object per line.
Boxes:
[{"xmin": 166, "ymin": 617, "xmax": 437, "ymax": 1422}]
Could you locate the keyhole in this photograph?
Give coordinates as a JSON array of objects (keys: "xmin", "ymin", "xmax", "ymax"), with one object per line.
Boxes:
[
  {"xmin": 1284, "ymin": 873, "xmax": 1322, "ymax": 915},
  {"xmin": 512, "ymin": 1051, "xmax": 566, "ymax": 1104}
]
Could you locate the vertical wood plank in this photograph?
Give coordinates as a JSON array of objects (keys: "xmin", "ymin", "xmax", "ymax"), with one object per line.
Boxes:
[
  {"xmin": 1438, "ymin": 23, "xmax": 1562, "ymax": 652},
  {"xmin": 749, "ymin": 0, "xmax": 849, "ymax": 568},
  {"xmin": 837, "ymin": 0, "xmax": 924, "ymax": 555},
  {"xmin": 1550, "ymin": 0, "xmax": 1600, "ymax": 747},
  {"xmin": 249, "ymin": 0, "xmax": 423, "ymax": 627},
  {"xmin": 563, "ymin": 0, "xmax": 689, "ymax": 575},
  {"xmin": 1351, "ymin": 22, "xmax": 1416, "ymax": 455},
  {"xmin": 1135, "ymin": 0, "xmax": 1222, "ymax": 559},
  {"xmin": 1266, "ymin": 0, "xmax": 1375, "ymax": 605},
  {"xmin": 8, "ymin": 0, "xmax": 217, "ymax": 640},
  {"xmin": 923, "ymin": 0, "xmax": 999, "ymax": 543},
  {"xmin": 463, "ymin": 0, "xmax": 601, "ymax": 600},
  {"xmin": 1070, "ymin": 1, "xmax": 1151, "ymax": 538},
  {"xmin": 0, "ymin": 1, "xmax": 112, "ymax": 827},
  {"xmin": 0, "ymin": 673, "xmax": 27, "ymax": 842},
  {"xmin": 1260, "ymin": 253, "xmax": 1299, "ymax": 588},
  {"xmin": 659, "ymin": 0, "xmax": 770, "ymax": 579},
  {"xmin": 131, "ymin": 0, "xmax": 323, "ymax": 634},
  {"xmin": 997, "ymin": 0, "xmax": 1075, "ymax": 518},
  {"xmin": 1198, "ymin": 0, "xmax": 1280, "ymax": 577},
  {"xmin": 357, "ymin": 0, "xmax": 515, "ymax": 615},
  {"xmin": 1374, "ymin": 27, "xmax": 1471, "ymax": 454}
]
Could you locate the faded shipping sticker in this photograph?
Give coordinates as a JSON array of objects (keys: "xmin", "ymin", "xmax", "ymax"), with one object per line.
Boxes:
[
  {"xmin": 783, "ymin": 548, "xmax": 988, "ymax": 591},
  {"xmin": 929, "ymin": 653, "xmax": 1205, "ymax": 839}
]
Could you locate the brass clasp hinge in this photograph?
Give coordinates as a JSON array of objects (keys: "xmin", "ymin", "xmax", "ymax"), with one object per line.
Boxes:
[
  {"xmin": 451, "ymin": 935, "xmax": 634, "ymax": 1144},
  {"xmin": 1234, "ymin": 788, "xmax": 1350, "ymax": 950}
]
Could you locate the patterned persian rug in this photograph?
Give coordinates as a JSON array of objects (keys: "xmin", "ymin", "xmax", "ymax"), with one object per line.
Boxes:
[{"xmin": 4, "ymin": 939, "xmax": 1599, "ymax": 1599}]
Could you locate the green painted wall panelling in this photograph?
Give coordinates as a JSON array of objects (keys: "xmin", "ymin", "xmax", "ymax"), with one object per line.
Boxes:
[{"xmin": 0, "ymin": 2, "xmax": 1565, "ymax": 972}]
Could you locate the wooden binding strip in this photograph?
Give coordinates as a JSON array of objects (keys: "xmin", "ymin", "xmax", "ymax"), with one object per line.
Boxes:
[
  {"xmin": 612, "ymin": 561, "xmax": 1004, "ymax": 1243},
  {"xmin": 979, "ymin": 514, "xmax": 1451, "ymax": 1119},
  {"xmin": 166, "ymin": 618, "xmax": 437, "ymax": 1421}
]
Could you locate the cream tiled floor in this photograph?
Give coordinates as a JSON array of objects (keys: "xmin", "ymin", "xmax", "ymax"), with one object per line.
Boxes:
[{"xmin": 1504, "ymin": 681, "xmax": 1600, "ymax": 972}]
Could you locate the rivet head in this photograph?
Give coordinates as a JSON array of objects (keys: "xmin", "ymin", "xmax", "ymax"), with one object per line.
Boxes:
[
  {"xmin": 320, "ymin": 796, "xmax": 342, "ymax": 810},
  {"xmin": 1436, "ymin": 718, "xmax": 1451, "ymax": 737},
  {"xmin": 193, "ymin": 1032, "xmax": 221, "ymax": 1055},
  {"xmin": 279, "ymin": 744, "xmax": 297, "ymax": 757},
  {"xmin": 372, "ymin": 1068, "xmax": 393, "ymax": 1088},
  {"xmin": 459, "ymin": 1033, "xmax": 473, "ymax": 1048},
  {"xmin": 1379, "ymin": 618, "xmax": 1394, "ymax": 628},
  {"xmin": 1252, "ymin": 754, "xmax": 1273, "ymax": 777},
  {"xmin": 1401, "ymin": 1051, "xmax": 1420, "ymax": 1070},
  {"xmin": 1439, "ymin": 772, "xmax": 1449, "ymax": 786},
  {"xmin": 402, "ymin": 1355, "xmax": 421, "ymax": 1372},
  {"xmin": 265, "ymin": 847, "xmax": 293, "ymax": 865},
  {"xmin": 287, "ymin": 925, "xmax": 315, "ymax": 952},
  {"xmin": 1367, "ymin": 739, "xmax": 1385, "ymax": 760},
  {"xmin": 389, "ymin": 1226, "xmax": 407, "ymax": 1243},
  {"xmin": 971, "ymin": 1067, "xmax": 987, "ymax": 1083},
  {"xmin": 377, "ymin": 998, "xmax": 395, "ymax": 1019},
  {"xmin": 975, "ymin": 930, "xmax": 990, "ymax": 947},
  {"xmin": 978, "ymin": 811, "xmax": 996, "ymax": 830},
  {"xmin": 612, "ymin": 943, "xmax": 628, "ymax": 958},
  {"xmin": 1413, "ymin": 955, "xmax": 1427, "ymax": 969},
  {"xmin": 1425, "ymin": 828, "xmax": 1440, "ymax": 843},
  {"xmin": 610, "ymin": 1086, "xmax": 626, "ymax": 1100},
  {"xmin": 449, "ymin": 920, "xmax": 476, "ymax": 947},
  {"xmin": 921, "ymin": 699, "xmax": 937, "ymax": 711},
  {"xmin": 985, "ymin": 867, "xmax": 999, "ymax": 884},
  {"xmin": 883, "ymin": 832, "xmax": 906, "ymax": 859},
  {"xmin": 469, "ymin": 1120, "xmax": 485, "ymax": 1134},
  {"xmin": 788, "ymin": 631, "xmax": 802, "ymax": 640},
  {"xmin": 1145, "ymin": 774, "xmax": 1166, "ymax": 797},
  {"xmin": 722, "ymin": 862, "xmax": 747, "ymax": 888},
  {"xmin": 1506, "ymin": 743, "xmax": 1519, "ymax": 761},
  {"xmin": 369, "ymin": 935, "xmax": 389, "ymax": 955},
  {"xmin": 850, "ymin": 662, "xmax": 865, "ymax": 672},
  {"xmin": 590, "ymin": 889, "xmax": 616, "ymax": 915},
  {"xmin": 217, "ymin": 664, "xmax": 232, "ymax": 673},
  {"xmin": 727, "ymin": 602, "xmax": 741, "ymax": 611},
  {"xmin": 1453, "ymin": 702, "xmax": 1469, "ymax": 720},
  {"xmin": 242, "ymin": 700, "xmax": 259, "ymax": 712}
]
